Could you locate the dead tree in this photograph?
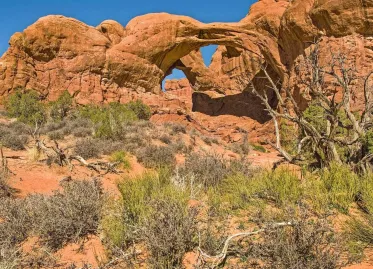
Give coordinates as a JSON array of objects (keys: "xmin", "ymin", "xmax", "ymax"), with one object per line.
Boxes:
[
  {"xmin": 197, "ymin": 222, "xmax": 293, "ymax": 268},
  {"xmin": 251, "ymin": 43, "xmax": 373, "ymax": 172},
  {"xmin": 30, "ymin": 124, "xmax": 121, "ymax": 175}
]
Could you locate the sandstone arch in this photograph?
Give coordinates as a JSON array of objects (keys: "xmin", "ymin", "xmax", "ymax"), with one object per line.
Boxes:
[{"xmin": 0, "ymin": 8, "xmax": 286, "ymax": 104}]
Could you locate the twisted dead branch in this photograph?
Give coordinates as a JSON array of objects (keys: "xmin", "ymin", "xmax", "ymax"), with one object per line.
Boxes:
[
  {"xmin": 251, "ymin": 42, "xmax": 373, "ymax": 172},
  {"xmin": 30, "ymin": 124, "xmax": 121, "ymax": 175},
  {"xmin": 197, "ymin": 222, "xmax": 293, "ymax": 268}
]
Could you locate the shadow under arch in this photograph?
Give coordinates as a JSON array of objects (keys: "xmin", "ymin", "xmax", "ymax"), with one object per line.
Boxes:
[
  {"xmin": 160, "ymin": 43, "xmax": 281, "ymax": 124},
  {"xmin": 191, "ymin": 66, "xmax": 280, "ymax": 124}
]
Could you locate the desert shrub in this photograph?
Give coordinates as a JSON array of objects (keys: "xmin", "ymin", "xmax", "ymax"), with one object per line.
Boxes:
[
  {"xmin": 0, "ymin": 198, "xmax": 34, "ymax": 248},
  {"xmin": 7, "ymin": 121, "xmax": 31, "ymax": 135},
  {"xmin": 0, "ymin": 124, "xmax": 29, "ymax": 150},
  {"xmin": 208, "ymin": 174, "xmax": 259, "ymax": 214},
  {"xmin": 74, "ymin": 138, "xmax": 101, "ymax": 159},
  {"xmin": 345, "ymin": 174, "xmax": 373, "ymax": 250},
  {"xmin": 179, "ymin": 152, "xmax": 230, "ymax": 189},
  {"xmin": 41, "ymin": 120, "xmax": 67, "ymax": 134},
  {"xmin": 136, "ymin": 145, "xmax": 176, "ymax": 168},
  {"xmin": 358, "ymin": 174, "xmax": 373, "ymax": 213},
  {"xmin": 32, "ymin": 179, "xmax": 103, "ymax": 250},
  {"xmin": 2, "ymin": 133, "xmax": 28, "ymax": 150},
  {"xmin": 364, "ymin": 130, "xmax": 373, "ymax": 154},
  {"xmin": 320, "ymin": 163, "xmax": 358, "ymax": 213},
  {"xmin": 208, "ymin": 168, "xmax": 301, "ymax": 215},
  {"xmin": 47, "ymin": 130, "xmax": 65, "ymax": 140},
  {"xmin": 0, "ymin": 180, "xmax": 103, "ymax": 256},
  {"xmin": 346, "ymin": 216, "xmax": 373, "ymax": 247},
  {"xmin": 144, "ymin": 198, "xmax": 197, "ymax": 268},
  {"xmin": 5, "ymin": 89, "xmax": 46, "ymax": 125},
  {"xmin": 252, "ymin": 143, "xmax": 267, "ymax": 153},
  {"xmin": 112, "ymin": 171, "xmax": 173, "ymax": 246},
  {"xmin": 71, "ymin": 126, "xmax": 92, "ymax": 137},
  {"xmin": 125, "ymin": 100, "xmax": 152, "ymax": 120},
  {"xmin": 198, "ymin": 221, "xmax": 229, "ymax": 257},
  {"xmin": 303, "ymin": 164, "xmax": 359, "ymax": 214},
  {"xmin": 165, "ymin": 123, "xmax": 186, "ymax": 134},
  {"xmin": 201, "ymin": 135, "xmax": 214, "ymax": 146},
  {"xmin": 279, "ymin": 122, "xmax": 298, "ymax": 155},
  {"xmin": 109, "ymin": 151, "xmax": 131, "ymax": 170},
  {"xmin": 99, "ymin": 140, "xmax": 124, "ymax": 155},
  {"xmin": 171, "ymin": 138, "xmax": 186, "ymax": 153},
  {"xmin": 49, "ymin": 90, "xmax": 73, "ymax": 121},
  {"xmin": 245, "ymin": 213, "xmax": 341, "ymax": 269},
  {"xmin": 259, "ymin": 168, "xmax": 302, "ymax": 206},
  {"xmin": 159, "ymin": 134, "xmax": 171, "ymax": 144},
  {"xmin": 123, "ymin": 132, "xmax": 148, "ymax": 151},
  {"xmin": 0, "ymin": 249, "xmax": 19, "ymax": 269},
  {"xmin": 104, "ymin": 170, "xmax": 197, "ymax": 267},
  {"xmin": 79, "ymin": 103, "xmax": 137, "ymax": 140},
  {"xmin": 231, "ymin": 133, "xmax": 250, "ymax": 156},
  {"xmin": 0, "ymin": 125, "xmax": 11, "ymax": 138},
  {"xmin": 0, "ymin": 174, "xmax": 16, "ymax": 198}
]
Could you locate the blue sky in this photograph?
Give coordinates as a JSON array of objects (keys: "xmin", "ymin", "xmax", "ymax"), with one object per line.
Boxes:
[{"xmin": 0, "ymin": 0, "xmax": 256, "ymax": 80}]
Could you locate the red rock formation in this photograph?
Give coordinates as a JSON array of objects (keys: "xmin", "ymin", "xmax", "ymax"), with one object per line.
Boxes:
[{"xmin": 0, "ymin": 0, "xmax": 372, "ymax": 141}]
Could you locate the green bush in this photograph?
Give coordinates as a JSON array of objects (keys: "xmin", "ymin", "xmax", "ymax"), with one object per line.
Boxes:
[
  {"xmin": 109, "ymin": 151, "xmax": 131, "ymax": 170},
  {"xmin": 252, "ymin": 143, "xmax": 267, "ymax": 153},
  {"xmin": 345, "ymin": 174, "xmax": 373, "ymax": 250},
  {"xmin": 262, "ymin": 168, "xmax": 302, "ymax": 206},
  {"xmin": 5, "ymin": 89, "xmax": 46, "ymax": 125},
  {"xmin": 79, "ymin": 103, "xmax": 137, "ymax": 140},
  {"xmin": 208, "ymin": 168, "xmax": 302, "ymax": 214},
  {"xmin": 303, "ymin": 101, "xmax": 327, "ymax": 134},
  {"xmin": 126, "ymin": 100, "xmax": 152, "ymax": 120},
  {"xmin": 103, "ymin": 170, "xmax": 196, "ymax": 267},
  {"xmin": 320, "ymin": 163, "xmax": 358, "ymax": 213},
  {"xmin": 364, "ymin": 130, "xmax": 373, "ymax": 154},
  {"xmin": 49, "ymin": 90, "xmax": 73, "ymax": 121}
]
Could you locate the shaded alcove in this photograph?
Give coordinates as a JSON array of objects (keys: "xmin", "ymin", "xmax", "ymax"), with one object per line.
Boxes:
[
  {"xmin": 160, "ymin": 43, "xmax": 280, "ymax": 124},
  {"xmin": 191, "ymin": 67, "xmax": 280, "ymax": 124}
]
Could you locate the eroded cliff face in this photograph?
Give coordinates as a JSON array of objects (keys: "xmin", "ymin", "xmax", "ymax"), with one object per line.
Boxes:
[
  {"xmin": 0, "ymin": 0, "xmax": 372, "ymax": 137},
  {"xmin": 0, "ymin": 0, "xmax": 289, "ymax": 104}
]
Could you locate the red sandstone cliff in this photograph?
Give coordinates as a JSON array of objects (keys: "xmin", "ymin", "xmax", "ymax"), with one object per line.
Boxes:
[{"xmin": 0, "ymin": 0, "xmax": 372, "ymax": 140}]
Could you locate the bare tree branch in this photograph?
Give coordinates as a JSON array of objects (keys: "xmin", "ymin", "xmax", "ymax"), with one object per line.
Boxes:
[{"xmin": 197, "ymin": 222, "xmax": 293, "ymax": 268}]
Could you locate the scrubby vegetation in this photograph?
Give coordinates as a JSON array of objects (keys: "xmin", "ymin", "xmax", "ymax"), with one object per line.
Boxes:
[
  {"xmin": 252, "ymin": 44, "xmax": 373, "ymax": 173},
  {"xmin": 97, "ymin": 164, "xmax": 368, "ymax": 268},
  {"xmin": 1, "ymin": 80, "xmax": 373, "ymax": 269},
  {"xmin": 0, "ymin": 179, "xmax": 103, "ymax": 266},
  {"xmin": 5, "ymin": 89, "xmax": 47, "ymax": 125}
]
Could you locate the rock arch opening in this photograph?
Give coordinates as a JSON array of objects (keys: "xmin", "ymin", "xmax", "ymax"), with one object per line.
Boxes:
[
  {"xmin": 162, "ymin": 69, "xmax": 187, "ymax": 92},
  {"xmin": 200, "ymin": 45, "xmax": 218, "ymax": 67},
  {"xmin": 160, "ymin": 42, "xmax": 280, "ymax": 124},
  {"xmin": 191, "ymin": 63, "xmax": 280, "ymax": 124}
]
